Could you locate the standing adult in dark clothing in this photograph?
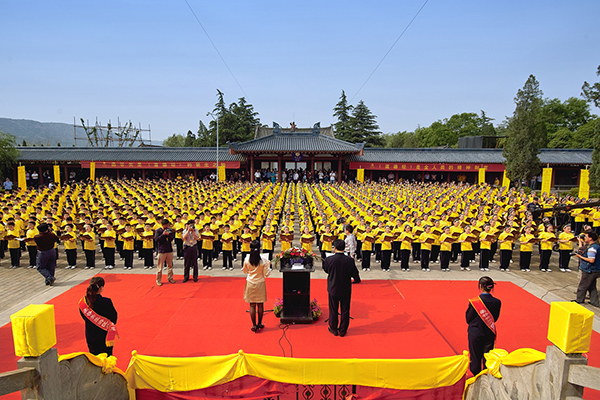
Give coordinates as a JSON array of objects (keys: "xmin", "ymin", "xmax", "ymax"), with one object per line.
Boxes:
[
  {"xmin": 34, "ymin": 223, "xmax": 60, "ymax": 285},
  {"xmin": 466, "ymin": 276, "xmax": 501, "ymax": 376},
  {"xmin": 79, "ymin": 277, "xmax": 118, "ymax": 356},
  {"xmin": 573, "ymin": 231, "xmax": 600, "ymax": 307},
  {"xmin": 155, "ymin": 219, "xmax": 175, "ymax": 286},
  {"xmin": 182, "ymin": 220, "xmax": 199, "ymax": 283},
  {"xmin": 323, "ymin": 239, "xmax": 361, "ymax": 337}
]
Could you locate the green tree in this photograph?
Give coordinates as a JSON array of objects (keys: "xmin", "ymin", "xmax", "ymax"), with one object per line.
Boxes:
[
  {"xmin": 0, "ymin": 132, "xmax": 20, "ymax": 179},
  {"xmin": 21, "ymin": 139, "xmax": 27, "ymax": 146},
  {"xmin": 213, "ymin": 89, "xmax": 228, "ymax": 117},
  {"xmin": 333, "ymin": 90, "xmax": 354, "ymax": 141},
  {"xmin": 503, "ymin": 74, "xmax": 546, "ymax": 187},
  {"xmin": 415, "ymin": 123, "xmax": 454, "ymax": 147},
  {"xmin": 163, "ymin": 134, "xmax": 185, "ymax": 147},
  {"xmin": 582, "ymin": 65, "xmax": 600, "ymax": 109},
  {"xmin": 480, "ymin": 110, "xmax": 496, "ymax": 136},
  {"xmin": 349, "ymin": 100, "xmax": 383, "ymax": 147},
  {"xmin": 207, "ymin": 91, "xmax": 261, "ymax": 145},
  {"xmin": 184, "ymin": 130, "xmax": 197, "ymax": 147}
]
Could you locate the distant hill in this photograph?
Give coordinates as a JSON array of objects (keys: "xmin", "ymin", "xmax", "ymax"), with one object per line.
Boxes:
[{"xmin": 0, "ymin": 118, "xmax": 81, "ymax": 146}]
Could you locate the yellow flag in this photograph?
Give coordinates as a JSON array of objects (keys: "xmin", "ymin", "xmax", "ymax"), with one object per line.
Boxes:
[
  {"xmin": 357, "ymin": 169, "xmax": 364, "ymax": 183},
  {"xmin": 579, "ymin": 169, "xmax": 590, "ymax": 199},
  {"xmin": 90, "ymin": 162, "xmax": 96, "ymax": 181},
  {"xmin": 478, "ymin": 168, "xmax": 485, "ymax": 185},
  {"xmin": 218, "ymin": 165, "xmax": 226, "ymax": 182},
  {"xmin": 53, "ymin": 165, "xmax": 60, "ymax": 186},
  {"xmin": 502, "ymin": 170, "xmax": 510, "ymax": 188},
  {"xmin": 18, "ymin": 166, "xmax": 26, "ymax": 191},
  {"xmin": 541, "ymin": 168, "xmax": 552, "ymax": 194}
]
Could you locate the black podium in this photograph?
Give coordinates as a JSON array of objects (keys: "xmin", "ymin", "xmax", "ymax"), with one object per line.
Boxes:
[{"xmin": 279, "ymin": 260, "xmax": 315, "ymax": 324}]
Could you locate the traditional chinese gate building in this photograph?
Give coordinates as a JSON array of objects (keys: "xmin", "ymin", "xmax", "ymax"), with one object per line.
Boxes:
[{"xmin": 13, "ymin": 123, "xmax": 592, "ymax": 189}]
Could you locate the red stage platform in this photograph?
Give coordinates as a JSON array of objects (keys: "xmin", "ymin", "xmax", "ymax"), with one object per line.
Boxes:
[{"xmin": 1, "ymin": 275, "xmax": 599, "ymax": 399}]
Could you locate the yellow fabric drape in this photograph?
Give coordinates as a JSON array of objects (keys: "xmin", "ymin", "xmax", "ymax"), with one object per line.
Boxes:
[
  {"xmin": 90, "ymin": 162, "xmax": 96, "ymax": 181},
  {"xmin": 218, "ymin": 165, "xmax": 226, "ymax": 182},
  {"xmin": 502, "ymin": 170, "xmax": 510, "ymax": 188},
  {"xmin": 579, "ymin": 169, "xmax": 590, "ymax": 199},
  {"xmin": 53, "ymin": 165, "xmax": 61, "ymax": 186},
  {"xmin": 58, "ymin": 352, "xmax": 126, "ymax": 377},
  {"xmin": 478, "ymin": 168, "xmax": 485, "ymax": 185},
  {"xmin": 18, "ymin": 166, "xmax": 26, "ymax": 191},
  {"xmin": 357, "ymin": 169, "xmax": 364, "ymax": 183},
  {"xmin": 125, "ymin": 350, "xmax": 469, "ymax": 393},
  {"xmin": 541, "ymin": 167, "xmax": 552, "ymax": 194},
  {"xmin": 464, "ymin": 348, "xmax": 546, "ymax": 388}
]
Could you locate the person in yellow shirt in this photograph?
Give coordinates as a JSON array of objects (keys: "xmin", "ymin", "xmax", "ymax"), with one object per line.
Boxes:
[
  {"xmin": 519, "ymin": 226, "xmax": 535, "ymax": 272},
  {"xmin": 122, "ymin": 224, "xmax": 135, "ymax": 270},
  {"xmin": 450, "ymin": 218, "xmax": 462, "ymax": 263},
  {"xmin": 141, "ymin": 223, "xmax": 155, "ymax": 269},
  {"xmin": 458, "ymin": 225, "xmax": 474, "ymax": 271},
  {"xmin": 201, "ymin": 223, "xmax": 215, "ymax": 270},
  {"xmin": 102, "ymin": 222, "xmax": 116, "ymax": 270},
  {"xmin": 173, "ymin": 215, "xmax": 185, "ymax": 260},
  {"xmin": 360, "ymin": 224, "xmax": 375, "ymax": 271},
  {"xmin": 497, "ymin": 225, "xmax": 514, "ymax": 271},
  {"xmin": 320, "ymin": 225, "xmax": 334, "ymax": 261},
  {"xmin": 261, "ymin": 222, "xmax": 275, "ymax": 261},
  {"xmin": 418, "ymin": 225, "xmax": 434, "ymax": 272},
  {"xmin": 300, "ymin": 225, "xmax": 314, "ymax": 253},
  {"xmin": 439, "ymin": 226, "xmax": 454, "ymax": 271},
  {"xmin": 399, "ymin": 225, "xmax": 413, "ymax": 271},
  {"xmin": 381, "ymin": 225, "xmax": 394, "ymax": 272},
  {"xmin": 221, "ymin": 224, "xmax": 234, "ymax": 271},
  {"xmin": 537, "ymin": 224, "xmax": 555, "ymax": 272},
  {"xmin": 279, "ymin": 225, "xmax": 293, "ymax": 253},
  {"xmin": 6, "ymin": 221, "xmax": 21, "ymax": 268},
  {"xmin": 80, "ymin": 224, "xmax": 96, "ymax": 270},
  {"xmin": 558, "ymin": 224, "xmax": 574, "ymax": 272},
  {"xmin": 63, "ymin": 223, "xmax": 78, "ymax": 269},
  {"xmin": 239, "ymin": 225, "xmax": 253, "ymax": 268},
  {"xmin": 25, "ymin": 220, "xmax": 39, "ymax": 269},
  {"xmin": 478, "ymin": 224, "xmax": 493, "ymax": 271}
]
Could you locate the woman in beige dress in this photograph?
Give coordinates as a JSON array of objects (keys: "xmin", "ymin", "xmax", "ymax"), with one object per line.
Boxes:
[{"xmin": 243, "ymin": 240, "xmax": 271, "ymax": 332}]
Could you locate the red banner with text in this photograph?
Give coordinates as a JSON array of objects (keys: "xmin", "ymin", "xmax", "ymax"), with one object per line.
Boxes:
[
  {"xmin": 81, "ymin": 161, "xmax": 240, "ymax": 169},
  {"xmin": 348, "ymin": 162, "xmax": 505, "ymax": 172}
]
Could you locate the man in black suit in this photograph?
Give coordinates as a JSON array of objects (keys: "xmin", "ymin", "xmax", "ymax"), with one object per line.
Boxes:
[
  {"xmin": 323, "ymin": 239, "xmax": 361, "ymax": 337},
  {"xmin": 466, "ymin": 276, "xmax": 501, "ymax": 375}
]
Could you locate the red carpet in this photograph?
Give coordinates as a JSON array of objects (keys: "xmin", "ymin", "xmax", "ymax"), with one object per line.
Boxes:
[{"xmin": 1, "ymin": 275, "xmax": 599, "ymax": 399}]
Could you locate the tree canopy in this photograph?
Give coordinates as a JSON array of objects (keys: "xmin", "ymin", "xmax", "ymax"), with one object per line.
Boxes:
[
  {"xmin": 332, "ymin": 92, "xmax": 383, "ymax": 147},
  {"xmin": 503, "ymin": 75, "xmax": 546, "ymax": 186},
  {"xmin": 0, "ymin": 132, "xmax": 20, "ymax": 178}
]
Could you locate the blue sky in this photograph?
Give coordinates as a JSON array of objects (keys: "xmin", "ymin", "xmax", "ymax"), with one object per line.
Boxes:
[{"xmin": 1, "ymin": 0, "xmax": 599, "ymax": 143}]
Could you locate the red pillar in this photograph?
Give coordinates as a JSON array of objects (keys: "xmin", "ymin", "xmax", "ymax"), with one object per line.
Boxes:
[
  {"xmin": 337, "ymin": 156, "xmax": 342, "ymax": 183},
  {"xmin": 250, "ymin": 156, "xmax": 255, "ymax": 183}
]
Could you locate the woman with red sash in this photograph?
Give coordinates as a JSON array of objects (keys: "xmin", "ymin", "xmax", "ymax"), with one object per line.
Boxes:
[
  {"xmin": 79, "ymin": 277, "xmax": 118, "ymax": 356},
  {"xmin": 466, "ymin": 276, "xmax": 501, "ymax": 376}
]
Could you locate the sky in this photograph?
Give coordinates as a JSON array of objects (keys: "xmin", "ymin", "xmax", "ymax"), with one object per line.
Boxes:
[{"xmin": 1, "ymin": 0, "xmax": 599, "ymax": 144}]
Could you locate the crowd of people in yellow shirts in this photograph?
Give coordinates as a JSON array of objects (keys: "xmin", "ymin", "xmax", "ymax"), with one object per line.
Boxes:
[{"xmin": 2, "ymin": 178, "xmax": 599, "ymax": 281}]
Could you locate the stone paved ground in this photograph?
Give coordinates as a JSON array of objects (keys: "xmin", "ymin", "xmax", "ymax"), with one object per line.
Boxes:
[{"xmin": 1, "ymin": 243, "xmax": 598, "ymax": 332}]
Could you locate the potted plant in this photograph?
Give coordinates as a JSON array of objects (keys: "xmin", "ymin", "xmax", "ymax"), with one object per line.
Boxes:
[
  {"xmin": 273, "ymin": 298, "xmax": 283, "ymax": 318},
  {"xmin": 310, "ymin": 298, "xmax": 322, "ymax": 321}
]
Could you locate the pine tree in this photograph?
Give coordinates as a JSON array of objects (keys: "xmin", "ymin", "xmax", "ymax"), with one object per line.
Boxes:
[
  {"xmin": 503, "ymin": 75, "xmax": 546, "ymax": 187},
  {"xmin": 184, "ymin": 130, "xmax": 196, "ymax": 147},
  {"xmin": 333, "ymin": 90, "xmax": 353, "ymax": 141},
  {"xmin": 350, "ymin": 100, "xmax": 384, "ymax": 147}
]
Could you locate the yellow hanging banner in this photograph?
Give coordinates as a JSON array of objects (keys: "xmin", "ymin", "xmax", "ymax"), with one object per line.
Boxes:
[
  {"xmin": 478, "ymin": 168, "xmax": 485, "ymax": 185},
  {"xmin": 53, "ymin": 165, "xmax": 60, "ymax": 186},
  {"xmin": 90, "ymin": 162, "xmax": 96, "ymax": 181},
  {"xmin": 357, "ymin": 169, "xmax": 364, "ymax": 183},
  {"xmin": 218, "ymin": 165, "xmax": 226, "ymax": 182},
  {"xmin": 579, "ymin": 169, "xmax": 590, "ymax": 199},
  {"xmin": 502, "ymin": 170, "xmax": 510, "ymax": 188},
  {"xmin": 18, "ymin": 166, "xmax": 26, "ymax": 191},
  {"xmin": 541, "ymin": 167, "xmax": 552, "ymax": 194}
]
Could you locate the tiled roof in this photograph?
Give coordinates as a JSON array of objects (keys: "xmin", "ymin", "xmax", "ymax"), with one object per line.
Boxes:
[
  {"xmin": 229, "ymin": 133, "xmax": 364, "ymax": 154},
  {"xmin": 347, "ymin": 148, "xmax": 592, "ymax": 165},
  {"xmin": 16, "ymin": 147, "xmax": 245, "ymax": 162}
]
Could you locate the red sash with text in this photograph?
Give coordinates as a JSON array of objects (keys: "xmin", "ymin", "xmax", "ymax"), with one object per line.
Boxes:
[
  {"xmin": 469, "ymin": 296, "xmax": 497, "ymax": 335},
  {"xmin": 79, "ymin": 297, "xmax": 119, "ymax": 347}
]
